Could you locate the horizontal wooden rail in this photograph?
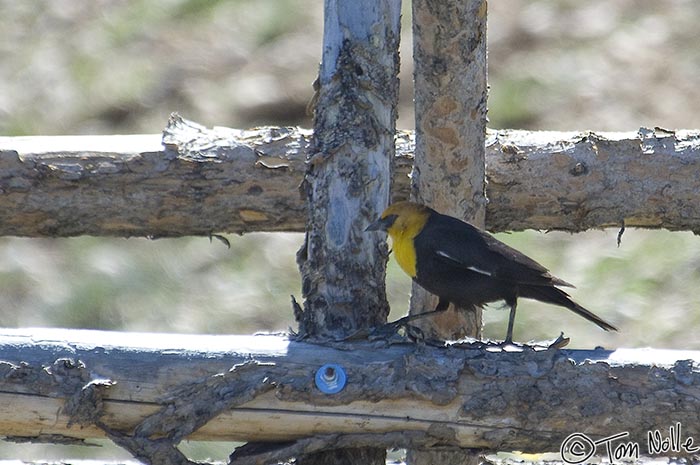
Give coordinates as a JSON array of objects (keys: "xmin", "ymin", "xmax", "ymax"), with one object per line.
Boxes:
[
  {"xmin": 0, "ymin": 327, "xmax": 698, "ymax": 464},
  {"xmin": 1, "ymin": 116, "xmax": 699, "ymax": 237}
]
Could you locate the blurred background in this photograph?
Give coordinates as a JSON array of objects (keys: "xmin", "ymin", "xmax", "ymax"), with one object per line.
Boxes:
[{"xmin": 2, "ymin": 0, "xmax": 700, "ymax": 461}]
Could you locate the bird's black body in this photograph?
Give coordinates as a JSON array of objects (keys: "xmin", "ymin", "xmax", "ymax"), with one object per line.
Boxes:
[{"xmin": 367, "ymin": 201, "xmax": 617, "ymax": 342}]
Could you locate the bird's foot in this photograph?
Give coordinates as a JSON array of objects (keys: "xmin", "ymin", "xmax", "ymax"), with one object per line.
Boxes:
[
  {"xmin": 369, "ymin": 317, "xmax": 429, "ymax": 344},
  {"xmin": 499, "ymin": 332, "xmax": 570, "ymax": 351},
  {"xmin": 369, "ymin": 318, "xmax": 410, "ymax": 341}
]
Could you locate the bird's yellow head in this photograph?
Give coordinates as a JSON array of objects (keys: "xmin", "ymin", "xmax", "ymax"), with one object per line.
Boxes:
[
  {"xmin": 365, "ymin": 201, "xmax": 432, "ymax": 238},
  {"xmin": 365, "ymin": 202, "xmax": 432, "ymax": 277}
]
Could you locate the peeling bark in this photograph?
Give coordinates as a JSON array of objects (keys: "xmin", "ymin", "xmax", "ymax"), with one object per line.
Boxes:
[
  {"xmin": 293, "ymin": 1, "xmax": 402, "ymax": 464},
  {"xmin": 0, "ymin": 114, "xmax": 311, "ymax": 237},
  {"xmin": 2, "ymin": 125, "xmax": 700, "ymax": 237},
  {"xmin": 296, "ymin": 0, "xmax": 401, "ymax": 341},
  {"xmin": 411, "ymin": 0, "xmax": 488, "ymax": 224},
  {"xmin": 0, "ymin": 329, "xmax": 698, "ymax": 464}
]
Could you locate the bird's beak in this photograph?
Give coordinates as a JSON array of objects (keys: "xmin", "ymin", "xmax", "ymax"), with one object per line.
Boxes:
[{"xmin": 365, "ymin": 215, "xmax": 397, "ymax": 232}]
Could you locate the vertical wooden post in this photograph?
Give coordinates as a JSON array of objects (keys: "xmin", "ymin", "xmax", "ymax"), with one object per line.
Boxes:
[
  {"xmin": 296, "ymin": 0, "xmax": 401, "ymax": 463},
  {"xmin": 410, "ymin": 0, "xmax": 488, "ymax": 340},
  {"xmin": 408, "ymin": 0, "xmax": 488, "ymax": 463}
]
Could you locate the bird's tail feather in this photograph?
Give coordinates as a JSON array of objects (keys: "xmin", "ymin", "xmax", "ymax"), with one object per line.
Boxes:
[{"xmin": 521, "ymin": 285, "xmax": 618, "ymax": 332}]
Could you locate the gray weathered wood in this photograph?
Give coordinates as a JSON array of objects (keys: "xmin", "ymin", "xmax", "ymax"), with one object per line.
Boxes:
[
  {"xmin": 0, "ymin": 115, "xmax": 312, "ymax": 237},
  {"xmin": 0, "ymin": 328, "xmax": 698, "ymax": 464},
  {"xmin": 294, "ymin": 1, "xmax": 402, "ymax": 464},
  {"xmin": 296, "ymin": 0, "xmax": 400, "ymax": 340},
  {"xmin": 2, "ymin": 123, "xmax": 700, "ymax": 237}
]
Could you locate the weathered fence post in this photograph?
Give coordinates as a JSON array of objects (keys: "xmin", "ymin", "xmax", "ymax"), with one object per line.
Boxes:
[
  {"xmin": 295, "ymin": 0, "xmax": 402, "ymax": 463},
  {"xmin": 409, "ymin": 0, "xmax": 488, "ymax": 348},
  {"xmin": 409, "ymin": 0, "xmax": 488, "ymax": 463}
]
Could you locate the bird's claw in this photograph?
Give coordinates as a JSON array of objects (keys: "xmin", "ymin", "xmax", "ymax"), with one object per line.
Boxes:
[
  {"xmin": 368, "ymin": 320, "xmax": 407, "ymax": 342},
  {"xmin": 371, "ymin": 320, "xmax": 571, "ymax": 351},
  {"xmin": 496, "ymin": 332, "xmax": 570, "ymax": 351},
  {"xmin": 369, "ymin": 318, "xmax": 428, "ymax": 343}
]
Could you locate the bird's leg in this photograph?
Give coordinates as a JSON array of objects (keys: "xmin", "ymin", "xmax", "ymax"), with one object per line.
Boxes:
[
  {"xmin": 391, "ymin": 297, "xmax": 450, "ymax": 326},
  {"xmin": 504, "ymin": 298, "xmax": 517, "ymax": 345},
  {"xmin": 373, "ymin": 297, "xmax": 451, "ymax": 337},
  {"xmin": 500, "ymin": 297, "xmax": 569, "ymax": 349}
]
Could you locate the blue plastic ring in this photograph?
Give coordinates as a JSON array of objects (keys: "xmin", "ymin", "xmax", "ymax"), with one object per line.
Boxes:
[{"xmin": 314, "ymin": 363, "xmax": 347, "ymax": 394}]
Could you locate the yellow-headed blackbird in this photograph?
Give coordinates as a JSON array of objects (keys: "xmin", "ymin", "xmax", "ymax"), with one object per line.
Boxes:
[{"xmin": 366, "ymin": 201, "xmax": 617, "ymax": 343}]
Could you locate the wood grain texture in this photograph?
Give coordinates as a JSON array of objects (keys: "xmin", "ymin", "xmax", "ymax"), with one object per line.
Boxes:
[
  {"xmin": 0, "ymin": 115, "xmax": 311, "ymax": 237},
  {"xmin": 0, "ymin": 328, "xmax": 698, "ymax": 461},
  {"xmin": 411, "ymin": 0, "xmax": 488, "ymax": 224},
  {"xmin": 485, "ymin": 127, "xmax": 700, "ymax": 233},
  {"xmin": 295, "ymin": 0, "xmax": 401, "ymax": 341},
  {"xmin": 2, "ymin": 123, "xmax": 700, "ymax": 237},
  {"xmin": 293, "ymin": 2, "xmax": 401, "ymax": 463},
  {"xmin": 408, "ymin": 0, "xmax": 489, "ymax": 347}
]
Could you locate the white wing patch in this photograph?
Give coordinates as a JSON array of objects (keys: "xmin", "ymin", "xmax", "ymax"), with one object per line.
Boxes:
[
  {"xmin": 467, "ymin": 266, "xmax": 492, "ymax": 276},
  {"xmin": 435, "ymin": 250, "xmax": 492, "ymax": 276}
]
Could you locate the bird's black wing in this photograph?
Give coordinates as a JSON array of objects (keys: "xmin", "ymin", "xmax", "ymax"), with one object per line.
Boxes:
[{"xmin": 417, "ymin": 213, "xmax": 573, "ymax": 287}]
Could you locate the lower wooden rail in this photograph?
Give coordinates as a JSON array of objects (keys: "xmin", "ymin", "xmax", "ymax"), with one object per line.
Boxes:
[{"xmin": 0, "ymin": 328, "xmax": 698, "ymax": 464}]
